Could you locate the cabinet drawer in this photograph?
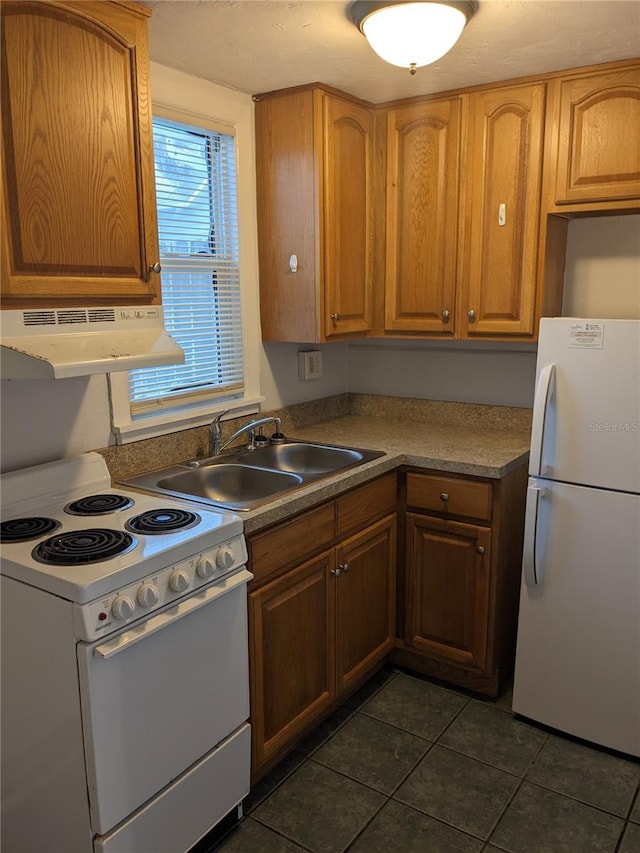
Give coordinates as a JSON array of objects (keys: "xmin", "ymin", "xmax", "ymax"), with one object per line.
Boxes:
[
  {"xmin": 406, "ymin": 473, "xmax": 492, "ymax": 522},
  {"xmin": 336, "ymin": 474, "xmax": 397, "ymax": 537},
  {"xmin": 249, "ymin": 503, "xmax": 335, "ymax": 584}
]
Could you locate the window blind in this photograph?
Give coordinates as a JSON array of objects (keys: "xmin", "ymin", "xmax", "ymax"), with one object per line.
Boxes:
[{"xmin": 128, "ymin": 117, "xmax": 244, "ymax": 416}]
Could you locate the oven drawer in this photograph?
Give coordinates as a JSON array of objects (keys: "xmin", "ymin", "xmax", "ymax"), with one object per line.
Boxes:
[
  {"xmin": 95, "ymin": 723, "xmax": 251, "ymax": 853},
  {"xmin": 77, "ymin": 570, "xmax": 251, "ymax": 835}
]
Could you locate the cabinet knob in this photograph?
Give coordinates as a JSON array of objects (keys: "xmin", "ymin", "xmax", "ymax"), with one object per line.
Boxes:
[
  {"xmin": 476, "ymin": 546, "xmax": 485, "ymax": 555},
  {"xmin": 467, "ymin": 309, "xmax": 476, "ymax": 322},
  {"xmin": 440, "ymin": 492, "xmax": 449, "ymax": 502},
  {"xmin": 331, "ymin": 567, "xmax": 342, "ymax": 577},
  {"xmin": 340, "ymin": 563, "xmax": 350, "ymax": 573},
  {"xmin": 441, "ymin": 309, "xmax": 450, "ymax": 322},
  {"xmin": 149, "ymin": 262, "xmax": 162, "ymax": 274},
  {"xmin": 330, "ymin": 313, "xmax": 340, "ymax": 322}
]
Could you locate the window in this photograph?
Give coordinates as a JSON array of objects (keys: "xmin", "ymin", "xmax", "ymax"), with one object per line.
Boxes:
[
  {"xmin": 109, "ymin": 84, "xmax": 263, "ymax": 444},
  {"xmin": 129, "ymin": 117, "xmax": 244, "ymax": 414}
]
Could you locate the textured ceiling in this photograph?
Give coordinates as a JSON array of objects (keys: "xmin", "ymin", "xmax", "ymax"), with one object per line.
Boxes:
[{"xmin": 143, "ymin": 0, "xmax": 640, "ymax": 103}]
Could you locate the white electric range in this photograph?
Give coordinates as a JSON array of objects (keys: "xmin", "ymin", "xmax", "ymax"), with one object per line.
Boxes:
[{"xmin": 1, "ymin": 451, "xmax": 252, "ymax": 853}]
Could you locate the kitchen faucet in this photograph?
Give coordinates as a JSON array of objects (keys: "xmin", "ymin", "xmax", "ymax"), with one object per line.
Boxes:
[{"xmin": 209, "ymin": 411, "xmax": 284, "ymax": 456}]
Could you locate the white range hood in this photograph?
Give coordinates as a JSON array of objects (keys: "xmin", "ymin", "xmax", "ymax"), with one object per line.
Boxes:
[{"xmin": 0, "ymin": 305, "xmax": 184, "ymax": 379}]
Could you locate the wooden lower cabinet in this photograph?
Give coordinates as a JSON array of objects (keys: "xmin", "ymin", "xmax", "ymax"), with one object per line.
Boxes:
[
  {"xmin": 248, "ymin": 475, "xmax": 397, "ymax": 779},
  {"xmin": 405, "ymin": 515, "xmax": 491, "ymax": 670},
  {"xmin": 248, "ymin": 463, "xmax": 526, "ymax": 779},
  {"xmin": 249, "ymin": 551, "xmax": 335, "ymax": 770},
  {"xmin": 394, "ymin": 464, "xmax": 528, "ymax": 697},
  {"xmin": 335, "ymin": 516, "xmax": 396, "ymax": 694}
]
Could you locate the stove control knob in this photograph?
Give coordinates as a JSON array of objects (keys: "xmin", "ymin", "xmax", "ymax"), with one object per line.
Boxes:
[
  {"xmin": 111, "ymin": 594, "xmax": 135, "ymax": 621},
  {"xmin": 137, "ymin": 583, "xmax": 159, "ymax": 608},
  {"xmin": 169, "ymin": 569, "xmax": 190, "ymax": 593},
  {"xmin": 216, "ymin": 546, "xmax": 235, "ymax": 570},
  {"xmin": 196, "ymin": 556, "xmax": 216, "ymax": 580}
]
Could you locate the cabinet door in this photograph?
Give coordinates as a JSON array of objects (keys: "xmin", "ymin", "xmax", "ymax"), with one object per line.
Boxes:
[
  {"xmin": 335, "ymin": 515, "xmax": 396, "ymax": 694},
  {"xmin": 322, "ymin": 95, "xmax": 373, "ymax": 339},
  {"xmin": 462, "ymin": 83, "xmax": 545, "ymax": 338},
  {"xmin": 553, "ymin": 66, "xmax": 640, "ymax": 204},
  {"xmin": 405, "ymin": 513, "xmax": 491, "ymax": 671},
  {"xmin": 1, "ymin": 1, "xmax": 160, "ymax": 308},
  {"xmin": 249, "ymin": 551, "xmax": 334, "ymax": 769},
  {"xmin": 255, "ymin": 89, "xmax": 319, "ymax": 343},
  {"xmin": 384, "ymin": 98, "xmax": 462, "ymax": 334}
]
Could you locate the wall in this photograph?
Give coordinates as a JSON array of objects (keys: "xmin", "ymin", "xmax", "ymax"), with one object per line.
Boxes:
[
  {"xmin": 562, "ymin": 215, "xmax": 640, "ymax": 318},
  {"xmin": 0, "ymin": 375, "xmax": 112, "ymax": 472},
  {"xmin": 261, "ymin": 342, "xmax": 350, "ymax": 409},
  {"xmin": 348, "ymin": 340, "xmax": 538, "ymax": 408}
]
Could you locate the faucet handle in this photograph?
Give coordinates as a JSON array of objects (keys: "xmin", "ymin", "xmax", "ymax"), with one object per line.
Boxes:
[{"xmin": 253, "ymin": 429, "xmax": 270, "ymax": 448}]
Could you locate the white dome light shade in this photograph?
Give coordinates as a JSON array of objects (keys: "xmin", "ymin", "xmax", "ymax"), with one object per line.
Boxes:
[{"xmin": 353, "ymin": 1, "xmax": 476, "ymax": 72}]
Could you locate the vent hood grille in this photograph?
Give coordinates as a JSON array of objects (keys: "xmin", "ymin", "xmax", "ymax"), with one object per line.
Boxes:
[
  {"xmin": 23, "ymin": 307, "xmax": 118, "ymax": 326},
  {"xmin": 1, "ymin": 306, "xmax": 184, "ymax": 379}
]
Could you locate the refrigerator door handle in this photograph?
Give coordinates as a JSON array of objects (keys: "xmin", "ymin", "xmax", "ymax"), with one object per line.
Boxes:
[
  {"xmin": 523, "ymin": 485, "xmax": 547, "ymax": 586},
  {"xmin": 529, "ymin": 363, "xmax": 556, "ymax": 476}
]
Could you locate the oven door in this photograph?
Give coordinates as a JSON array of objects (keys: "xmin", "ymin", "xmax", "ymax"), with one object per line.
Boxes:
[{"xmin": 76, "ymin": 568, "xmax": 251, "ymax": 837}]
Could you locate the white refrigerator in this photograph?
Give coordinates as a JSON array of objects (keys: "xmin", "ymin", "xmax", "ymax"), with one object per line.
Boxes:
[{"xmin": 513, "ymin": 318, "xmax": 640, "ymax": 757}]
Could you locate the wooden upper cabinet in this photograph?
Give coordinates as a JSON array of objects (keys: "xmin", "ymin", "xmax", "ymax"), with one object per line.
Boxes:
[
  {"xmin": 461, "ymin": 82, "xmax": 545, "ymax": 338},
  {"xmin": 255, "ymin": 86, "xmax": 373, "ymax": 343},
  {"xmin": 551, "ymin": 65, "xmax": 640, "ymax": 206},
  {"xmin": 384, "ymin": 98, "xmax": 462, "ymax": 335},
  {"xmin": 322, "ymin": 96, "xmax": 374, "ymax": 339},
  {"xmin": 1, "ymin": 0, "xmax": 160, "ymax": 308}
]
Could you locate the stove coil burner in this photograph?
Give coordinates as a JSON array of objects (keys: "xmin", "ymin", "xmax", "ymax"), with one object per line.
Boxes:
[
  {"xmin": 0, "ymin": 517, "xmax": 61, "ymax": 543},
  {"xmin": 126, "ymin": 508, "xmax": 201, "ymax": 536},
  {"xmin": 65, "ymin": 494, "xmax": 134, "ymax": 516},
  {"xmin": 33, "ymin": 529, "xmax": 136, "ymax": 565}
]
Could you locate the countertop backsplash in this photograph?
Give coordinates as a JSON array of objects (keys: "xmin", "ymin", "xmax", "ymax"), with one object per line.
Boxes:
[{"xmin": 97, "ymin": 393, "xmax": 531, "ymax": 484}]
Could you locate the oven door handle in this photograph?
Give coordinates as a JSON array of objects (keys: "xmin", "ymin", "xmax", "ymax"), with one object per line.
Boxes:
[{"xmin": 93, "ymin": 569, "xmax": 252, "ymax": 660}]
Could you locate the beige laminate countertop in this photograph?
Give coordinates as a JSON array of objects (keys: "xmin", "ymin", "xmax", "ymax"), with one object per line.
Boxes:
[{"xmin": 238, "ymin": 414, "xmax": 531, "ymax": 535}]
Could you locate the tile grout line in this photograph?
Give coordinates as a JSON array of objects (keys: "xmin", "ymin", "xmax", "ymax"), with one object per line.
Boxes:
[
  {"xmin": 245, "ymin": 812, "xmax": 316, "ymax": 853},
  {"xmin": 243, "ymin": 669, "xmax": 401, "ymax": 818},
  {"xmin": 483, "ymin": 729, "xmax": 550, "ymax": 848}
]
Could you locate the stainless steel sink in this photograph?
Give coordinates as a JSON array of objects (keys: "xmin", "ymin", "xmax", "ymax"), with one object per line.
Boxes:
[
  {"xmin": 156, "ymin": 464, "xmax": 303, "ymax": 510},
  {"xmin": 121, "ymin": 440, "xmax": 384, "ymax": 511},
  {"xmin": 246, "ymin": 442, "xmax": 365, "ymax": 474}
]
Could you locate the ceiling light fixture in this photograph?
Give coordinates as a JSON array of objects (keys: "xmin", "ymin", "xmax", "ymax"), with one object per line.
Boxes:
[{"xmin": 350, "ymin": 0, "xmax": 478, "ymax": 75}]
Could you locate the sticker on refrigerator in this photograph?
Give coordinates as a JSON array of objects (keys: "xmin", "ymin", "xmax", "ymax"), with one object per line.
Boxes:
[{"xmin": 568, "ymin": 322, "xmax": 604, "ymax": 349}]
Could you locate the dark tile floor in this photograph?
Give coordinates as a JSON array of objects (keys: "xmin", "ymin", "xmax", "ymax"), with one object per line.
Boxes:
[{"xmin": 213, "ymin": 667, "xmax": 640, "ymax": 853}]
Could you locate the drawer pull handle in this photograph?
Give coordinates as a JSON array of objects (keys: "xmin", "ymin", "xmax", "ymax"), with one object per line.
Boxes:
[
  {"xmin": 330, "ymin": 313, "xmax": 340, "ymax": 322},
  {"xmin": 440, "ymin": 492, "xmax": 449, "ymax": 502},
  {"xmin": 149, "ymin": 262, "xmax": 162, "ymax": 274},
  {"xmin": 340, "ymin": 563, "xmax": 350, "ymax": 573},
  {"xmin": 441, "ymin": 309, "xmax": 450, "ymax": 322},
  {"xmin": 467, "ymin": 309, "xmax": 476, "ymax": 322},
  {"xmin": 331, "ymin": 567, "xmax": 342, "ymax": 577},
  {"xmin": 476, "ymin": 546, "xmax": 485, "ymax": 555}
]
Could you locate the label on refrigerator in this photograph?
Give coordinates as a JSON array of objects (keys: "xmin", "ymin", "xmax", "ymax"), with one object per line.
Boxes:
[{"xmin": 568, "ymin": 321, "xmax": 604, "ymax": 349}]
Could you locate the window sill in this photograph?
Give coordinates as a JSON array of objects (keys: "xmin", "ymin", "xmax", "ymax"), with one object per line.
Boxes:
[{"xmin": 111, "ymin": 393, "xmax": 264, "ymax": 445}]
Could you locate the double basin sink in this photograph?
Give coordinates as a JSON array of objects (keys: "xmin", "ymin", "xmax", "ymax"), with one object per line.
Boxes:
[{"xmin": 123, "ymin": 440, "xmax": 385, "ymax": 511}]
